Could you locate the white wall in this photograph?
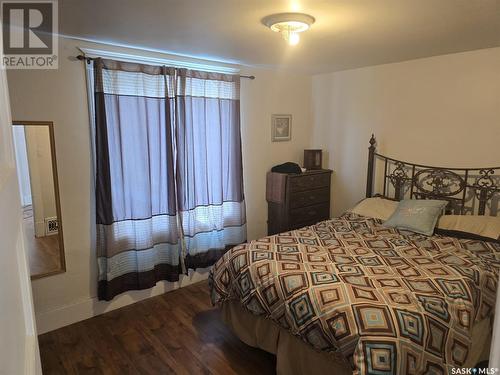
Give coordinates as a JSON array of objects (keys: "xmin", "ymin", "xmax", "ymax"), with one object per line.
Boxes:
[
  {"xmin": 312, "ymin": 47, "xmax": 500, "ymax": 216},
  {"xmin": 6, "ymin": 37, "xmax": 313, "ymax": 333},
  {"xmin": 240, "ymin": 68, "xmax": 312, "ymax": 241},
  {"xmin": 0, "ymin": 22, "xmax": 41, "ymax": 374}
]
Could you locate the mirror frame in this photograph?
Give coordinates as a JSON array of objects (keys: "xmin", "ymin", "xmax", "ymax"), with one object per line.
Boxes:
[{"xmin": 13, "ymin": 120, "xmax": 66, "ymax": 279}]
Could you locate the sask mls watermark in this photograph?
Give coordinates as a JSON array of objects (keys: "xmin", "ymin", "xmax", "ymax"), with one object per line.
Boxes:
[{"xmin": 1, "ymin": 0, "xmax": 58, "ymax": 69}]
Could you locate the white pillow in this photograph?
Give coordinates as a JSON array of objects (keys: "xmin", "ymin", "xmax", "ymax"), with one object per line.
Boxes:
[
  {"xmin": 437, "ymin": 215, "xmax": 500, "ymax": 240},
  {"xmin": 349, "ymin": 197, "xmax": 398, "ymax": 221}
]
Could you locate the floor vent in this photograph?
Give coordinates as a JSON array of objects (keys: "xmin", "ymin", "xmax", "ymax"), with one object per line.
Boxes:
[{"xmin": 45, "ymin": 217, "xmax": 59, "ymax": 235}]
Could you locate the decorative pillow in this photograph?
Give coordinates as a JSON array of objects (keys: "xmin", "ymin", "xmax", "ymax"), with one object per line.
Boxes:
[{"xmin": 383, "ymin": 199, "xmax": 448, "ymax": 236}]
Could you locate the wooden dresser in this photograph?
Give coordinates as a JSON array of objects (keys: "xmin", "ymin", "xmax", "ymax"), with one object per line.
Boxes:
[{"xmin": 266, "ymin": 169, "xmax": 332, "ymax": 235}]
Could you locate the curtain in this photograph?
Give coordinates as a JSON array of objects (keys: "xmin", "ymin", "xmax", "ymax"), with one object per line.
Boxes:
[
  {"xmin": 175, "ymin": 69, "xmax": 246, "ymax": 269},
  {"xmin": 88, "ymin": 58, "xmax": 246, "ymax": 301}
]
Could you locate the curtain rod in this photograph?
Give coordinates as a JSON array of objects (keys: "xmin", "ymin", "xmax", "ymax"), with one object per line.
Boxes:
[{"xmin": 75, "ymin": 55, "xmax": 255, "ymax": 80}]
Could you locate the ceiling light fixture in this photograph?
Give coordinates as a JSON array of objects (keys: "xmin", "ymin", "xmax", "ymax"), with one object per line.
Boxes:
[{"xmin": 262, "ymin": 13, "xmax": 315, "ymax": 46}]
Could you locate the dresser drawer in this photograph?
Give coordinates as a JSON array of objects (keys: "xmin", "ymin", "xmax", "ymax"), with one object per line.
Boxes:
[
  {"xmin": 289, "ymin": 187, "xmax": 330, "ymax": 209},
  {"xmin": 289, "ymin": 172, "xmax": 330, "ymax": 192},
  {"xmin": 289, "ymin": 203, "xmax": 330, "ymax": 226}
]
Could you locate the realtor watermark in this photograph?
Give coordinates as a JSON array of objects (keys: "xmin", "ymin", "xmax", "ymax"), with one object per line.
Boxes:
[
  {"xmin": 452, "ymin": 367, "xmax": 499, "ymax": 375},
  {"xmin": 1, "ymin": 0, "xmax": 58, "ymax": 69}
]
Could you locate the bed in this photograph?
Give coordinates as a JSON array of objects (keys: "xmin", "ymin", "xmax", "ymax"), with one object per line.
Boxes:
[{"xmin": 209, "ymin": 136, "xmax": 500, "ymax": 375}]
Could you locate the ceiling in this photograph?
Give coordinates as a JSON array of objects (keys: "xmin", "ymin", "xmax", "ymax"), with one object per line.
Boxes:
[{"xmin": 59, "ymin": 0, "xmax": 500, "ymax": 74}]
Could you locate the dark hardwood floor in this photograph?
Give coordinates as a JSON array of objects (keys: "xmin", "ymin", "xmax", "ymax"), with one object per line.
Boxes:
[{"xmin": 39, "ymin": 281, "xmax": 276, "ymax": 375}]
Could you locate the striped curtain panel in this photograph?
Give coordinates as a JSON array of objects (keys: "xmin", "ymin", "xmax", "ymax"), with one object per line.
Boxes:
[
  {"xmin": 88, "ymin": 58, "xmax": 246, "ymax": 301},
  {"xmin": 175, "ymin": 69, "xmax": 246, "ymax": 268}
]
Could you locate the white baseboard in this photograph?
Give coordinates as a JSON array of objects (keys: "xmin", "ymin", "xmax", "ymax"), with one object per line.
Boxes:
[
  {"xmin": 34, "ymin": 221, "xmax": 45, "ymax": 238},
  {"xmin": 24, "ymin": 334, "xmax": 41, "ymax": 375},
  {"xmin": 35, "ymin": 269, "xmax": 210, "ymax": 334}
]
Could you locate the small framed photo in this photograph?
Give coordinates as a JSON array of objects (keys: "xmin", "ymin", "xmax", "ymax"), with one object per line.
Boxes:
[{"xmin": 271, "ymin": 114, "xmax": 292, "ymax": 142}]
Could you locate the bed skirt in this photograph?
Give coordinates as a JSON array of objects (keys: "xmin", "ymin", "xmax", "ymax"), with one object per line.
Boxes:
[{"xmin": 221, "ymin": 301, "xmax": 492, "ymax": 375}]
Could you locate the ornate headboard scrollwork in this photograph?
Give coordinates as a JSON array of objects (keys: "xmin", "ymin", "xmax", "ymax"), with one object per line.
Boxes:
[{"xmin": 366, "ymin": 135, "xmax": 500, "ymax": 216}]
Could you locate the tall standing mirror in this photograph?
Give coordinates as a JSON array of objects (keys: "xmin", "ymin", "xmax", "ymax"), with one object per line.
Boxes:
[{"xmin": 12, "ymin": 121, "xmax": 65, "ymax": 279}]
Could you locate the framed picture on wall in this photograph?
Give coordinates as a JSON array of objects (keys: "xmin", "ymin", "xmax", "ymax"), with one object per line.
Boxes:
[{"xmin": 271, "ymin": 114, "xmax": 292, "ymax": 142}]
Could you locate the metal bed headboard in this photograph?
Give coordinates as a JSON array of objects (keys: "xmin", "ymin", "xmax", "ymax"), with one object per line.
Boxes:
[{"xmin": 366, "ymin": 135, "xmax": 500, "ymax": 216}]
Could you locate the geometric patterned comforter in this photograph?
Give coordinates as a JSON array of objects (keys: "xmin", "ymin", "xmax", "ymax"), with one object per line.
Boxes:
[{"xmin": 209, "ymin": 213, "xmax": 500, "ymax": 375}]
